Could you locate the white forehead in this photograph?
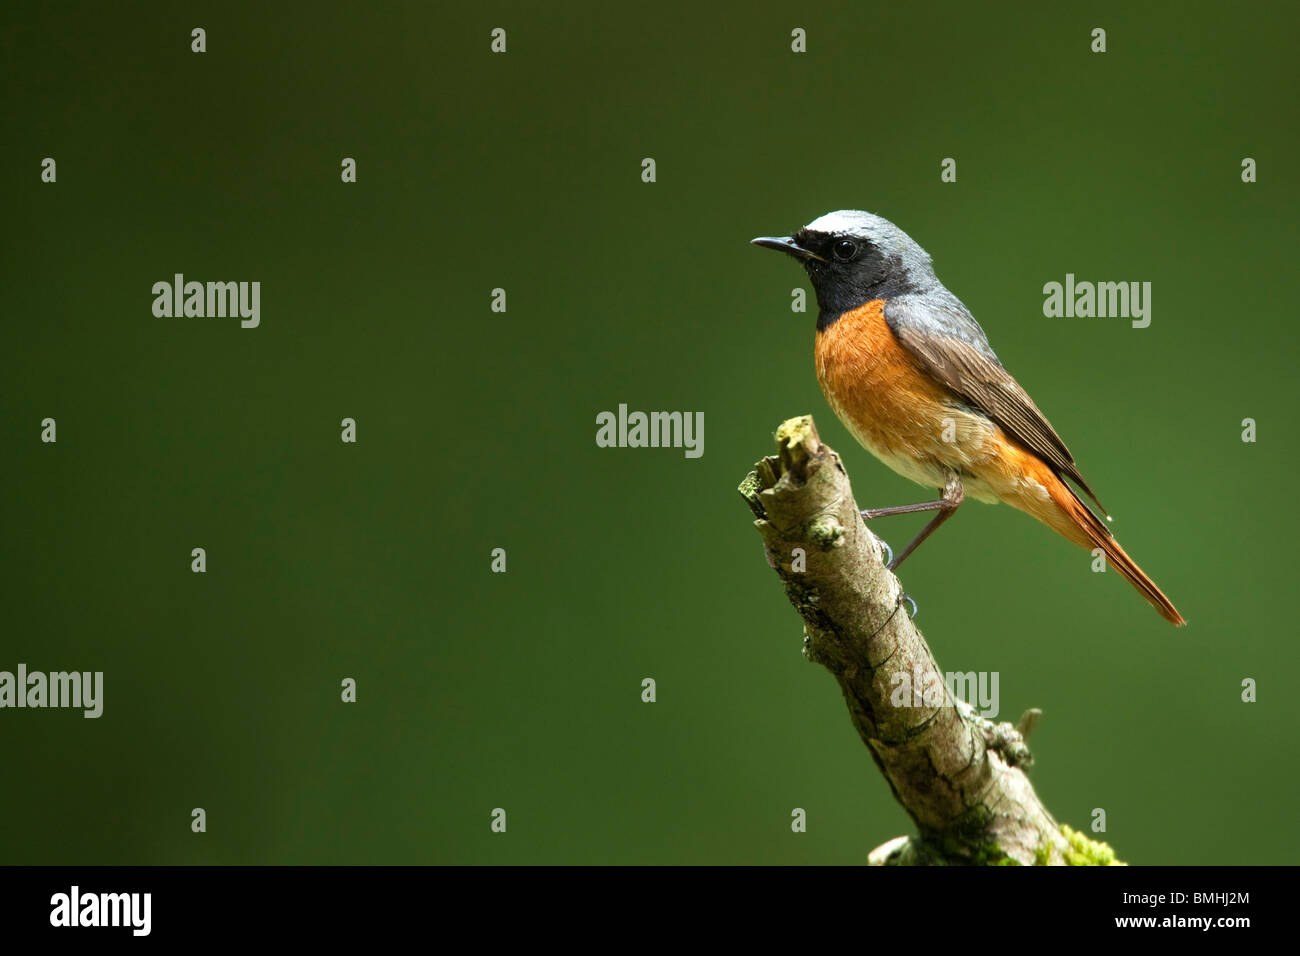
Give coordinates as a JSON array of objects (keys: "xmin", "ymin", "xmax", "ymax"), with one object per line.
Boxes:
[
  {"xmin": 803, "ymin": 209, "xmax": 896, "ymax": 239},
  {"xmin": 804, "ymin": 209, "xmax": 935, "ymax": 276}
]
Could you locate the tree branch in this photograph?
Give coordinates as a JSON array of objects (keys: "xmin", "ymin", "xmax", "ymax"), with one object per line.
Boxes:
[{"xmin": 738, "ymin": 415, "xmax": 1122, "ymax": 865}]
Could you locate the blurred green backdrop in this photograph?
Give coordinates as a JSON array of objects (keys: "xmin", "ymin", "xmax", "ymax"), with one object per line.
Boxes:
[{"xmin": 2, "ymin": 1, "xmax": 1297, "ymax": 864}]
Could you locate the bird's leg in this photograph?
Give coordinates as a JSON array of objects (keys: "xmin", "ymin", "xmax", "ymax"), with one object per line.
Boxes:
[
  {"xmin": 861, "ymin": 499, "xmax": 950, "ymax": 519},
  {"xmin": 862, "ymin": 473, "xmax": 965, "ymax": 571},
  {"xmin": 860, "ymin": 499, "xmax": 943, "ymax": 570}
]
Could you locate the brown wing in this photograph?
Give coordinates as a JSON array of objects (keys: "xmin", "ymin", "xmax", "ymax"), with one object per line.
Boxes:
[{"xmin": 892, "ymin": 324, "xmax": 1108, "ymax": 516}]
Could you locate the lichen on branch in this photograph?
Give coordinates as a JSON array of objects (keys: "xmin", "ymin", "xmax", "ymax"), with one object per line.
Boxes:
[{"xmin": 739, "ymin": 415, "xmax": 1120, "ymax": 866}]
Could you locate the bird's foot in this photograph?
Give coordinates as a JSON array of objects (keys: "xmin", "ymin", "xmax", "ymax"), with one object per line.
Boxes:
[
  {"xmin": 868, "ymin": 536, "xmax": 914, "ymax": 614},
  {"xmin": 898, "ymin": 590, "xmax": 918, "ymax": 619}
]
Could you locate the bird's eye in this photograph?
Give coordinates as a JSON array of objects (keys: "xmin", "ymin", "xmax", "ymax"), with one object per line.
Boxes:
[{"xmin": 833, "ymin": 239, "xmax": 857, "ymax": 261}]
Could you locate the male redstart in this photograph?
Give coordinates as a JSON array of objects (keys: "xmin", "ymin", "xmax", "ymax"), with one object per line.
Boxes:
[{"xmin": 753, "ymin": 210, "xmax": 1185, "ymax": 626}]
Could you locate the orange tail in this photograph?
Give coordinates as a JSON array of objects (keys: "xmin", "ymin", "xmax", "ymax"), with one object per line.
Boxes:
[{"xmin": 1037, "ymin": 471, "xmax": 1185, "ymax": 626}]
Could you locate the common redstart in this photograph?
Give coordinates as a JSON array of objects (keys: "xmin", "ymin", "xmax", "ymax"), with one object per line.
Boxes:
[{"xmin": 753, "ymin": 210, "xmax": 1185, "ymax": 626}]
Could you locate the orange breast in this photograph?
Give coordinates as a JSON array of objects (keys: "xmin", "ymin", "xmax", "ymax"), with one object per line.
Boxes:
[
  {"xmin": 816, "ymin": 300, "xmax": 951, "ymax": 451},
  {"xmin": 814, "ymin": 299, "xmax": 1014, "ymax": 498}
]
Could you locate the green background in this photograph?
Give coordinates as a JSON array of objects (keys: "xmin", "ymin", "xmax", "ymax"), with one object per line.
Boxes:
[{"xmin": 2, "ymin": 1, "xmax": 1296, "ymax": 864}]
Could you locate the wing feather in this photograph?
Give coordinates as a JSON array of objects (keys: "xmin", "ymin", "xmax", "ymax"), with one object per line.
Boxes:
[{"xmin": 885, "ymin": 300, "xmax": 1107, "ymax": 515}]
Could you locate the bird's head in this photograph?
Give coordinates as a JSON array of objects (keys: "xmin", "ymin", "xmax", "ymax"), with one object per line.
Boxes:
[{"xmin": 752, "ymin": 210, "xmax": 936, "ymax": 317}]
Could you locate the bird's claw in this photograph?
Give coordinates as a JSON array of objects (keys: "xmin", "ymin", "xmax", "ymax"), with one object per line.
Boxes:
[
  {"xmin": 870, "ymin": 536, "xmax": 914, "ymax": 615},
  {"xmin": 899, "ymin": 590, "xmax": 918, "ymax": 619}
]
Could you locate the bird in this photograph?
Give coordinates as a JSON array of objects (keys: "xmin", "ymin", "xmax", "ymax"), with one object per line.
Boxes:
[{"xmin": 752, "ymin": 210, "xmax": 1185, "ymax": 626}]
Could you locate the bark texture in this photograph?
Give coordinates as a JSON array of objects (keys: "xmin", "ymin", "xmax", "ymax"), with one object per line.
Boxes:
[{"xmin": 738, "ymin": 415, "xmax": 1087, "ymax": 865}]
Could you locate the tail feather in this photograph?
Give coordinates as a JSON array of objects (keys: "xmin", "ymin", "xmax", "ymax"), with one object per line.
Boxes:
[{"xmin": 1041, "ymin": 473, "xmax": 1186, "ymax": 626}]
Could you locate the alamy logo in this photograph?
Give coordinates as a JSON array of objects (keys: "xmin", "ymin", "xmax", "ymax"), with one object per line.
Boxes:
[
  {"xmin": 152, "ymin": 274, "xmax": 260, "ymax": 328},
  {"xmin": 890, "ymin": 665, "xmax": 1000, "ymax": 718},
  {"xmin": 50, "ymin": 886, "xmax": 150, "ymax": 936},
  {"xmin": 1042, "ymin": 274, "xmax": 1151, "ymax": 328},
  {"xmin": 0, "ymin": 664, "xmax": 103, "ymax": 718},
  {"xmin": 595, "ymin": 404, "xmax": 704, "ymax": 459}
]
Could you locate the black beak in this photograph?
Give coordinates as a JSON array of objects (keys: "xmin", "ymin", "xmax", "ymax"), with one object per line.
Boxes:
[{"xmin": 750, "ymin": 235, "xmax": 825, "ymax": 262}]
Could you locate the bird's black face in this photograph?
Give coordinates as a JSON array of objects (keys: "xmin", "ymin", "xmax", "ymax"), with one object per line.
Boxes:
[{"xmin": 752, "ymin": 229, "xmax": 914, "ymax": 323}]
